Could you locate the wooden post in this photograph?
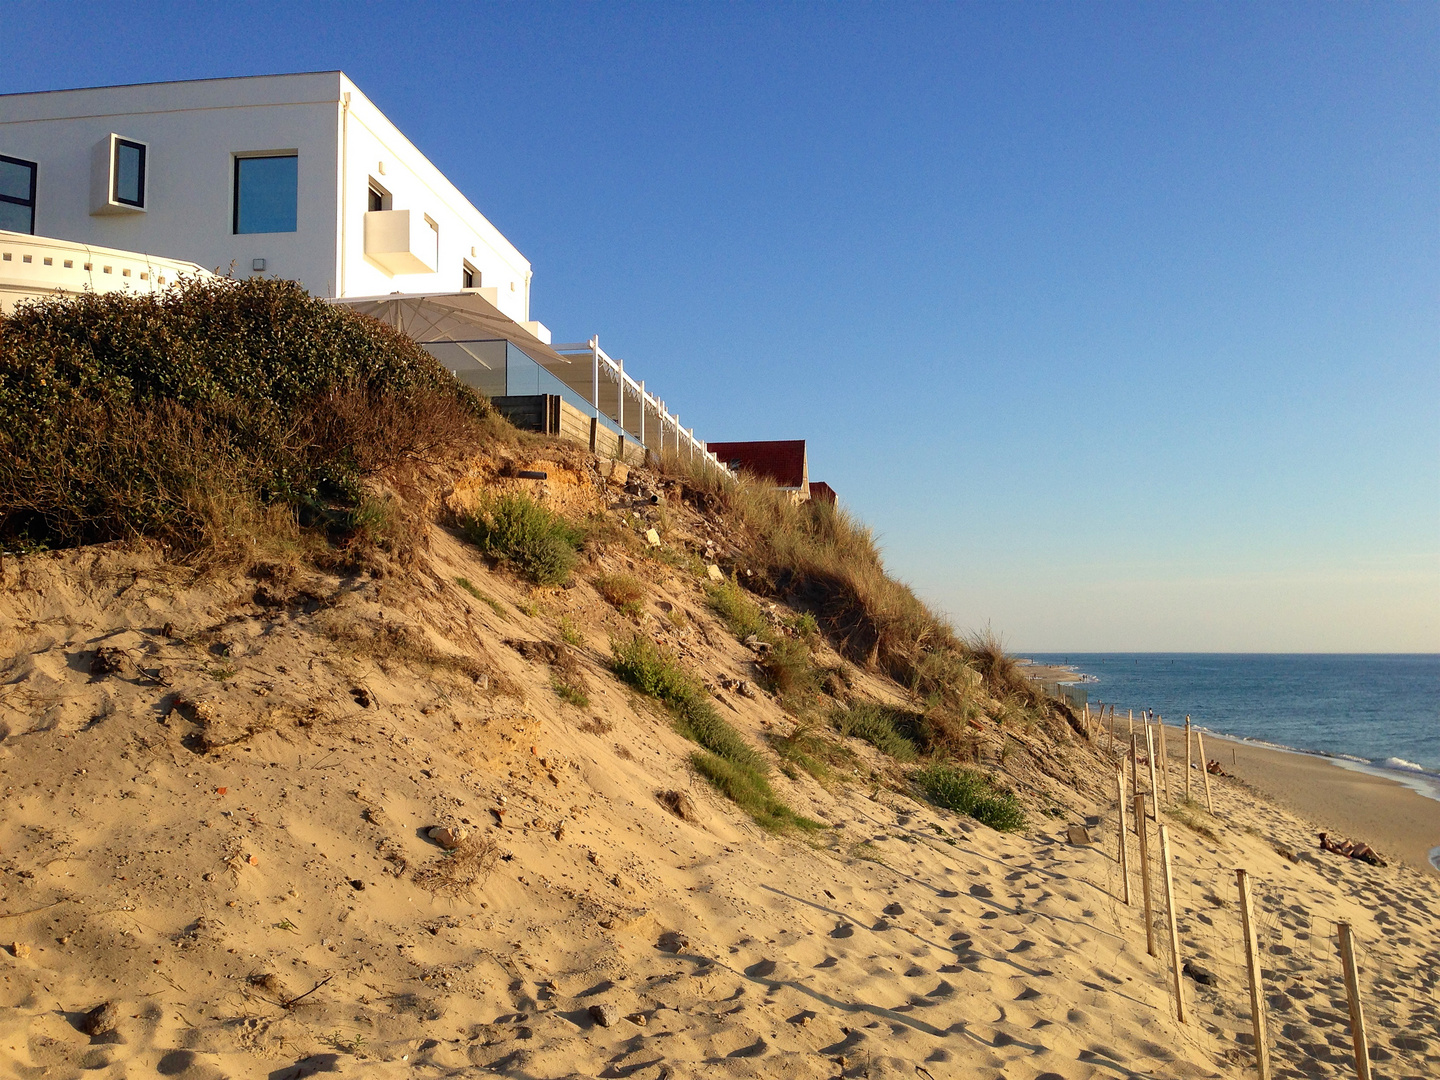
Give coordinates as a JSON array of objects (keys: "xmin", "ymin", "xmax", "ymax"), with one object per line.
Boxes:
[
  {"xmin": 1130, "ymin": 734, "xmax": 1140, "ymax": 799},
  {"xmin": 1197, "ymin": 729, "xmax": 1215, "ymax": 813},
  {"xmin": 1117, "ymin": 768, "xmax": 1131, "ymax": 905},
  {"xmin": 1158, "ymin": 718, "xmax": 1172, "ymax": 802},
  {"xmin": 1109, "ymin": 706, "xmax": 1116, "ymax": 748},
  {"xmin": 1135, "ymin": 794, "xmax": 1156, "ymax": 957},
  {"xmin": 1185, "ymin": 716, "xmax": 1193, "ymax": 803},
  {"xmin": 1158, "ymin": 824, "xmax": 1186, "ymax": 1023},
  {"xmin": 1145, "ymin": 725, "xmax": 1160, "ymax": 815},
  {"xmin": 1337, "ymin": 922, "xmax": 1373, "ymax": 1080},
  {"xmin": 1128, "ymin": 708, "xmax": 1134, "ymax": 738},
  {"xmin": 1236, "ymin": 869, "xmax": 1271, "ymax": 1080}
]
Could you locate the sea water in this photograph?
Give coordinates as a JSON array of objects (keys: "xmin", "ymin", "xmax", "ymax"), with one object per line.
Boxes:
[{"xmin": 1026, "ymin": 653, "xmax": 1440, "ymax": 788}]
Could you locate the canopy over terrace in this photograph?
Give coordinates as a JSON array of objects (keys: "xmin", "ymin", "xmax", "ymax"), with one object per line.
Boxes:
[{"xmin": 332, "ymin": 290, "xmax": 721, "ymax": 466}]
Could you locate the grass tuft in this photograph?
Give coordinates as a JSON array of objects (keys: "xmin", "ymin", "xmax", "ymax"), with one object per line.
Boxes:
[
  {"xmin": 610, "ymin": 633, "xmax": 820, "ymax": 831},
  {"xmin": 593, "ymin": 571, "xmax": 647, "ymax": 617},
  {"xmin": 831, "ymin": 702, "xmax": 926, "ymax": 762},
  {"xmin": 914, "ymin": 763, "xmax": 1026, "ymax": 832},
  {"xmin": 455, "ymin": 577, "xmax": 508, "ymax": 619},
  {"xmin": 459, "ymin": 492, "xmax": 581, "ymax": 586}
]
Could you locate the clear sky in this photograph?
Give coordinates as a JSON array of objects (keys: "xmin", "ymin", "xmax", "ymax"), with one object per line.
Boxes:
[{"xmin": 5, "ymin": 3, "xmax": 1437, "ymax": 652}]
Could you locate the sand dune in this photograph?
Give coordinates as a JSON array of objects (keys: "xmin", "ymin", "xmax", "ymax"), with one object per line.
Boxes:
[{"xmin": 1, "ymin": 454, "xmax": 1436, "ymax": 1079}]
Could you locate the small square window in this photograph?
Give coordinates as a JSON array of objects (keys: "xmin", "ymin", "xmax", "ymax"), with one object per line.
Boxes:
[
  {"xmin": 234, "ymin": 153, "xmax": 298, "ymax": 234},
  {"xmin": 139, "ymin": 272, "xmax": 148, "ymax": 281},
  {"xmin": 1, "ymin": 253, "xmax": 10, "ymax": 262},
  {"xmin": 103, "ymin": 266, "xmax": 112, "ymax": 274},
  {"xmin": 22, "ymin": 254, "xmax": 31, "ymax": 263},
  {"xmin": 64, "ymin": 259, "xmax": 73, "ymax": 268},
  {"xmin": 84, "ymin": 262, "xmax": 93, "ymax": 271},
  {"xmin": 462, "ymin": 262, "xmax": 478, "ymax": 290},
  {"xmin": 122, "ymin": 268, "xmax": 131, "ymax": 277},
  {"xmin": 43, "ymin": 257, "xmax": 52, "ymax": 266}
]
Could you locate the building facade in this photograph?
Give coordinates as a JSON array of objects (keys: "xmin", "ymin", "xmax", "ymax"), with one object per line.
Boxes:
[{"xmin": 0, "ymin": 72, "xmax": 538, "ymax": 328}]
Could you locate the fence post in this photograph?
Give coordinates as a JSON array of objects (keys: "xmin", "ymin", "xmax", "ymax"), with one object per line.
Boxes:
[
  {"xmin": 1158, "ymin": 824, "xmax": 1186, "ymax": 1023},
  {"xmin": 1337, "ymin": 922, "xmax": 1373, "ymax": 1080},
  {"xmin": 1135, "ymin": 794, "xmax": 1156, "ymax": 957},
  {"xmin": 1117, "ymin": 768, "xmax": 1131, "ymax": 905},
  {"xmin": 1131, "ymin": 734, "xmax": 1140, "ymax": 799},
  {"xmin": 1145, "ymin": 726, "xmax": 1160, "ymax": 815},
  {"xmin": 1185, "ymin": 716, "xmax": 1193, "ymax": 803},
  {"xmin": 1158, "ymin": 717, "xmax": 1172, "ymax": 802},
  {"xmin": 1236, "ymin": 869, "xmax": 1271, "ymax": 1080},
  {"xmin": 1197, "ymin": 729, "xmax": 1214, "ymax": 812}
]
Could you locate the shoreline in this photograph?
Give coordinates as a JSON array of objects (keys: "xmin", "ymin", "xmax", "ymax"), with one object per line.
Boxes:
[{"xmin": 1184, "ymin": 727, "xmax": 1440, "ymax": 875}]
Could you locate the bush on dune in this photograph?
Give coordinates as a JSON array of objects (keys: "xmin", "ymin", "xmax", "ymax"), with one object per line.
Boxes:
[{"xmin": 0, "ymin": 276, "xmax": 498, "ymax": 556}]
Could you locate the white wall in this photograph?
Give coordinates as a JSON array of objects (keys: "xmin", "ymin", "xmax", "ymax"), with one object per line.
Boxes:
[
  {"xmin": 0, "ymin": 74, "xmax": 341, "ymax": 293},
  {"xmin": 0, "ymin": 72, "xmax": 532, "ymax": 322},
  {"xmin": 338, "ymin": 76, "xmax": 531, "ymax": 322}
]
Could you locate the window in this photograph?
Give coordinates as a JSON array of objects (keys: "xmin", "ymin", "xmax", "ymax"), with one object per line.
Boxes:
[
  {"xmin": 425, "ymin": 215, "xmax": 439, "ymax": 271},
  {"xmin": 233, "ymin": 153, "xmax": 298, "ymax": 234},
  {"xmin": 0, "ymin": 155, "xmax": 38, "ymax": 234},
  {"xmin": 367, "ymin": 180, "xmax": 391, "ymax": 212},
  {"xmin": 113, "ymin": 139, "xmax": 146, "ymax": 207},
  {"xmin": 462, "ymin": 262, "xmax": 478, "ymax": 289}
]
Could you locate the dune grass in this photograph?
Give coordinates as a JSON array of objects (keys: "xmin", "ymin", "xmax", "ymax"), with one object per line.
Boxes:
[
  {"xmin": 914, "ymin": 763, "xmax": 1026, "ymax": 832},
  {"xmin": 610, "ymin": 633, "xmax": 821, "ymax": 831},
  {"xmin": 830, "ymin": 701, "xmax": 927, "ymax": 762}
]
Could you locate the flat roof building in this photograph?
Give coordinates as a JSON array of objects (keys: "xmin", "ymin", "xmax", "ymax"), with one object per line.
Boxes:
[{"xmin": 0, "ymin": 72, "xmax": 539, "ymax": 330}]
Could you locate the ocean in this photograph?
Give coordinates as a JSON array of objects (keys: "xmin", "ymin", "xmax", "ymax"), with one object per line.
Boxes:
[{"xmin": 1025, "ymin": 653, "xmax": 1440, "ymax": 799}]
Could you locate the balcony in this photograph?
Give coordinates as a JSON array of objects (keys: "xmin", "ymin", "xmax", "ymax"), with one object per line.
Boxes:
[{"xmin": 362, "ymin": 209, "xmax": 438, "ymax": 275}]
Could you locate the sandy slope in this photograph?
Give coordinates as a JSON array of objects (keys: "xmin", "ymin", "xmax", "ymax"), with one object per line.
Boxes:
[{"xmin": 1, "ymin": 453, "xmax": 1437, "ymax": 1079}]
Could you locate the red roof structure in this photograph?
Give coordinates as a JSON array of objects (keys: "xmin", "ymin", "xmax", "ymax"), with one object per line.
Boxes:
[
  {"xmin": 705, "ymin": 440, "xmax": 808, "ymax": 492},
  {"xmin": 808, "ymin": 481, "xmax": 837, "ymax": 505}
]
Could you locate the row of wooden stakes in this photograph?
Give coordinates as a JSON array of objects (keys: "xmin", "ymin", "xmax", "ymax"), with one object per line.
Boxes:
[{"xmin": 1082, "ymin": 705, "xmax": 1377, "ymax": 1080}]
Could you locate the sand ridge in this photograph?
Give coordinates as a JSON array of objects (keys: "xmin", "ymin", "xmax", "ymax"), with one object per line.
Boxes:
[{"xmin": 1, "ymin": 455, "xmax": 1437, "ymax": 1079}]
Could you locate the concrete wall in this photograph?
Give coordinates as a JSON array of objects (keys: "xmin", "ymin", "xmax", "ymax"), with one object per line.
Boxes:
[
  {"xmin": 0, "ymin": 230, "xmax": 210, "ymax": 315},
  {"xmin": 0, "ymin": 73, "xmax": 531, "ymax": 321}
]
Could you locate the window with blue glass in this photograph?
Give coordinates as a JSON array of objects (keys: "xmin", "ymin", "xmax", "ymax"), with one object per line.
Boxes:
[
  {"xmin": 233, "ymin": 153, "xmax": 297, "ymax": 234},
  {"xmin": 112, "ymin": 139, "xmax": 146, "ymax": 208},
  {"xmin": 0, "ymin": 154, "xmax": 38, "ymax": 234}
]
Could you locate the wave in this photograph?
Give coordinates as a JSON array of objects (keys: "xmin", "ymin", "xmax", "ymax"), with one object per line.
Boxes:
[{"xmin": 1380, "ymin": 756, "xmax": 1433, "ymax": 775}]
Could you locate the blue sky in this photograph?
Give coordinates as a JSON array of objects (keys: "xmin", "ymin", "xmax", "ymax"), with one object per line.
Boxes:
[{"xmin": 5, "ymin": 2, "xmax": 1436, "ymax": 651}]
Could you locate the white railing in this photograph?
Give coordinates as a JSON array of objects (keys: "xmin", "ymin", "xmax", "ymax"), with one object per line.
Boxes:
[{"xmin": 550, "ymin": 334, "xmax": 726, "ymax": 473}]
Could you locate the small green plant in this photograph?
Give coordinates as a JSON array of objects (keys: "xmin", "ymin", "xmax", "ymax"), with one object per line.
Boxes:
[
  {"xmin": 914, "ymin": 763, "xmax": 1025, "ymax": 832},
  {"xmin": 706, "ymin": 579, "xmax": 768, "ymax": 640},
  {"xmin": 326, "ymin": 1032, "xmax": 366, "ymax": 1055},
  {"xmin": 557, "ymin": 615, "xmax": 584, "ymax": 647},
  {"xmin": 609, "ymin": 634, "xmax": 820, "ymax": 831},
  {"xmin": 593, "ymin": 571, "xmax": 646, "ymax": 618},
  {"xmin": 274, "ymin": 918, "xmax": 299, "ymax": 934},
  {"xmin": 455, "ymin": 577, "xmax": 508, "ymax": 619},
  {"xmin": 831, "ymin": 702, "xmax": 925, "ymax": 762},
  {"xmin": 206, "ymin": 665, "xmax": 237, "ymax": 681},
  {"xmin": 552, "ymin": 678, "xmax": 590, "ymax": 708},
  {"xmin": 789, "ymin": 611, "xmax": 821, "ymax": 644},
  {"xmin": 769, "ymin": 722, "xmax": 855, "ymax": 784},
  {"xmin": 459, "ymin": 493, "xmax": 581, "ymax": 586}
]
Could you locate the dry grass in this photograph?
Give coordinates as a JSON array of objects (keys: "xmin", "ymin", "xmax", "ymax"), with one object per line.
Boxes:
[
  {"xmin": 593, "ymin": 571, "xmax": 647, "ymax": 617},
  {"xmin": 655, "ymin": 453, "xmax": 1065, "ymax": 731},
  {"xmin": 411, "ymin": 835, "xmax": 500, "ymax": 898}
]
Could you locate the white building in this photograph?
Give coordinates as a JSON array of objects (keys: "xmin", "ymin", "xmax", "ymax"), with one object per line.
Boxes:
[{"xmin": 0, "ymin": 71, "xmax": 540, "ymax": 330}]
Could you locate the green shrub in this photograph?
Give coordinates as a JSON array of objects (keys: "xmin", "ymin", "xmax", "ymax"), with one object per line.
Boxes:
[
  {"xmin": 459, "ymin": 493, "xmax": 581, "ymax": 586},
  {"xmin": 0, "ymin": 276, "xmax": 492, "ymax": 553},
  {"xmin": 455, "ymin": 577, "xmax": 508, "ymax": 619},
  {"xmin": 689, "ymin": 751, "xmax": 822, "ymax": 832},
  {"xmin": 763, "ymin": 635, "xmax": 820, "ymax": 705},
  {"xmin": 914, "ymin": 764, "xmax": 1025, "ymax": 832},
  {"xmin": 831, "ymin": 702, "xmax": 926, "ymax": 762}
]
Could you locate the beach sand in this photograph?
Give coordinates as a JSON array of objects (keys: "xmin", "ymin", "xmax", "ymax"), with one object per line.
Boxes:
[
  {"xmin": 1136, "ymin": 722, "xmax": 1440, "ymax": 877},
  {"xmin": 2, "ymin": 460, "xmax": 1438, "ymax": 1077}
]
